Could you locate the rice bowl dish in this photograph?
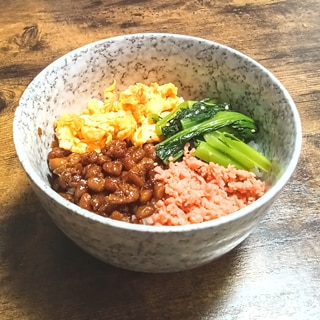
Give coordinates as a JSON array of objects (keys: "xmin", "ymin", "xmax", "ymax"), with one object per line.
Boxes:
[{"xmin": 13, "ymin": 33, "xmax": 302, "ymax": 272}]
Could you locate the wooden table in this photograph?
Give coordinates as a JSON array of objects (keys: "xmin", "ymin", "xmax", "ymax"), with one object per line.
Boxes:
[{"xmin": 1, "ymin": 0, "xmax": 319, "ymax": 319}]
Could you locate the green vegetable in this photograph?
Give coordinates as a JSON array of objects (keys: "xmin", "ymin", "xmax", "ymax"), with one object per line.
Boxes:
[
  {"xmin": 195, "ymin": 131, "xmax": 271, "ymax": 172},
  {"xmin": 155, "ymin": 100, "xmax": 195, "ymax": 136},
  {"xmin": 149, "ymin": 113, "xmax": 160, "ymax": 123},
  {"xmin": 194, "ymin": 140, "xmax": 246, "ymax": 170},
  {"xmin": 156, "ymin": 110, "xmax": 257, "ymax": 164},
  {"xmin": 155, "ymin": 98, "xmax": 229, "ymax": 138}
]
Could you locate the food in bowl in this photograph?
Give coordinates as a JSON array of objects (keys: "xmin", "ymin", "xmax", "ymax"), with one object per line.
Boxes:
[
  {"xmin": 14, "ymin": 33, "xmax": 301, "ymax": 272},
  {"xmin": 47, "ymin": 81, "xmax": 270, "ymax": 226},
  {"xmin": 53, "ymin": 81, "xmax": 181, "ymax": 153}
]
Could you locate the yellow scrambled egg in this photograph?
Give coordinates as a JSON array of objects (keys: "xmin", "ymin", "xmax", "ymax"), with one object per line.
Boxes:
[{"xmin": 54, "ymin": 81, "xmax": 182, "ymax": 153}]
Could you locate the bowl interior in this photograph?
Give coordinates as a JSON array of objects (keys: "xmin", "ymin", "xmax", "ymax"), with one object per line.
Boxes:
[{"xmin": 13, "ymin": 33, "xmax": 301, "ymax": 216}]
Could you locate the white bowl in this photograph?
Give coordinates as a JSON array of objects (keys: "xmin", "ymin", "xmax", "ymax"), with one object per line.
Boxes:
[{"xmin": 13, "ymin": 33, "xmax": 302, "ymax": 272}]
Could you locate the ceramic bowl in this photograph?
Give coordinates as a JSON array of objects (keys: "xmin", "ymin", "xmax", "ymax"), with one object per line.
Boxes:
[{"xmin": 13, "ymin": 33, "xmax": 302, "ymax": 273}]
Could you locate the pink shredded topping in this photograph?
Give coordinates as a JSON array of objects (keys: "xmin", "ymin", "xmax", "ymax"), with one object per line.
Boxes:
[{"xmin": 151, "ymin": 147, "xmax": 266, "ymax": 226}]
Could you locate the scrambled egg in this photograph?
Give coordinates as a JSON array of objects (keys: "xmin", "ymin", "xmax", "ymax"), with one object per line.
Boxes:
[{"xmin": 54, "ymin": 81, "xmax": 182, "ymax": 153}]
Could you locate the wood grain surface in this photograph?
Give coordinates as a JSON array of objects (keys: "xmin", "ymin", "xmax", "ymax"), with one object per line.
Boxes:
[{"xmin": 0, "ymin": 0, "xmax": 319, "ymax": 319}]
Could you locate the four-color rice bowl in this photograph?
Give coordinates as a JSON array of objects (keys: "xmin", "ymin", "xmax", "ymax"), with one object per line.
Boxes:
[{"xmin": 13, "ymin": 34, "xmax": 301, "ymax": 272}]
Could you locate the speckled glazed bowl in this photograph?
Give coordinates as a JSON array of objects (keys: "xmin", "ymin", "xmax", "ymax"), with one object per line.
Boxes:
[{"xmin": 13, "ymin": 33, "xmax": 301, "ymax": 273}]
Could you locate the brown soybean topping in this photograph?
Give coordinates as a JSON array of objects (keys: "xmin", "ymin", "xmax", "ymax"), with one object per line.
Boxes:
[
  {"xmin": 143, "ymin": 143, "xmax": 157, "ymax": 159},
  {"xmin": 107, "ymin": 183, "xmax": 140, "ymax": 204},
  {"xmin": 97, "ymin": 154, "xmax": 110, "ymax": 166},
  {"xmin": 87, "ymin": 176, "xmax": 105, "ymax": 192},
  {"xmin": 48, "ymin": 147, "xmax": 71, "ymax": 160},
  {"xmin": 84, "ymin": 164, "xmax": 103, "ymax": 179},
  {"xmin": 47, "ymin": 140, "xmax": 165, "ymax": 224},
  {"xmin": 104, "ymin": 140, "xmax": 127, "ymax": 159},
  {"xmin": 90, "ymin": 194, "xmax": 105, "ymax": 212},
  {"xmin": 104, "ymin": 177, "xmax": 120, "ymax": 192},
  {"xmin": 127, "ymin": 170, "xmax": 145, "ymax": 187},
  {"xmin": 153, "ymin": 181, "xmax": 165, "ymax": 200},
  {"xmin": 48, "ymin": 157, "xmax": 68, "ymax": 171},
  {"xmin": 59, "ymin": 192, "xmax": 74, "ymax": 203},
  {"xmin": 79, "ymin": 192, "xmax": 92, "ymax": 211},
  {"xmin": 74, "ymin": 179, "xmax": 88, "ymax": 201},
  {"xmin": 139, "ymin": 189, "xmax": 153, "ymax": 203},
  {"xmin": 135, "ymin": 204, "xmax": 155, "ymax": 219},
  {"xmin": 67, "ymin": 153, "xmax": 81, "ymax": 165},
  {"xmin": 109, "ymin": 210, "xmax": 130, "ymax": 223},
  {"xmin": 102, "ymin": 160, "xmax": 123, "ymax": 176}
]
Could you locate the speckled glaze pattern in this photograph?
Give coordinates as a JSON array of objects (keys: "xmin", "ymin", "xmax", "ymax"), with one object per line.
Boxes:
[{"xmin": 13, "ymin": 33, "xmax": 301, "ymax": 272}]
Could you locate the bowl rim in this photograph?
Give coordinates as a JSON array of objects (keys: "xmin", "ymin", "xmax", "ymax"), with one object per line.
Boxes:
[{"xmin": 13, "ymin": 32, "xmax": 302, "ymax": 233}]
